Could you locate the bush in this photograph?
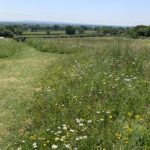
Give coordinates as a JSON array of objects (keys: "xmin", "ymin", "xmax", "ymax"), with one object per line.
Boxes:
[
  {"xmin": 65, "ymin": 26, "xmax": 76, "ymax": 35},
  {"xmin": 0, "ymin": 29, "xmax": 14, "ymax": 38},
  {"xmin": 78, "ymin": 29, "xmax": 84, "ymax": 34},
  {"xmin": 46, "ymin": 30, "xmax": 50, "ymax": 35}
]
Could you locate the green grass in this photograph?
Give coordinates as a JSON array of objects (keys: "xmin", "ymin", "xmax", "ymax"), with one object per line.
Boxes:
[
  {"xmin": 26, "ymin": 38, "xmax": 89, "ymax": 54},
  {"xmin": 14, "ymin": 38, "xmax": 150, "ymax": 150},
  {"xmin": 17, "ymin": 34, "xmax": 100, "ymax": 39},
  {"xmin": 0, "ymin": 44, "xmax": 57, "ymax": 149},
  {"xmin": 0, "ymin": 39, "xmax": 22, "ymax": 58},
  {"xmin": 22, "ymin": 30, "xmax": 96, "ymax": 36},
  {"xmin": 18, "ymin": 30, "xmax": 100, "ymax": 39},
  {"xmin": 23, "ymin": 31, "xmax": 65, "ymax": 35}
]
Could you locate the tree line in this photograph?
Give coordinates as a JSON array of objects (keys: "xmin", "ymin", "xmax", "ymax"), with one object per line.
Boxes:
[
  {"xmin": 127, "ymin": 25, "xmax": 150, "ymax": 38},
  {"xmin": 0, "ymin": 23, "xmax": 150, "ymax": 38}
]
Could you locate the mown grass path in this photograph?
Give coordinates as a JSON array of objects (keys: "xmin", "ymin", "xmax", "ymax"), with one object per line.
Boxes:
[{"xmin": 0, "ymin": 45, "xmax": 57, "ymax": 149}]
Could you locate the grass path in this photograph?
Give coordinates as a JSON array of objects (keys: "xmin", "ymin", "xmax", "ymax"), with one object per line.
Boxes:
[{"xmin": 0, "ymin": 45, "xmax": 57, "ymax": 149}]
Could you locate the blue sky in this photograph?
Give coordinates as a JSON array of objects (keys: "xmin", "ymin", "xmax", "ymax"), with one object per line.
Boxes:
[{"xmin": 0, "ymin": 0, "xmax": 150, "ymax": 26}]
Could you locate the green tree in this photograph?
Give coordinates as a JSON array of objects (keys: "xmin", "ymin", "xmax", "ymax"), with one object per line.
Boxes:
[
  {"xmin": 14, "ymin": 28, "xmax": 22, "ymax": 35},
  {"xmin": 134, "ymin": 25, "xmax": 148, "ymax": 37},
  {"xmin": 46, "ymin": 30, "xmax": 50, "ymax": 35},
  {"xmin": 95, "ymin": 27, "xmax": 101, "ymax": 33},
  {"xmin": 127, "ymin": 29, "xmax": 138, "ymax": 39},
  {"xmin": 80, "ymin": 25, "xmax": 89, "ymax": 31},
  {"xmin": 53, "ymin": 25, "xmax": 60, "ymax": 31},
  {"xmin": 146, "ymin": 27, "xmax": 150, "ymax": 37},
  {"xmin": 0, "ymin": 29, "xmax": 14, "ymax": 38},
  {"xmin": 78, "ymin": 28, "xmax": 84, "ymax": 34},
  {"xmin": 65, "ymin": 26, "xmax": 76, "ymax": 35}
]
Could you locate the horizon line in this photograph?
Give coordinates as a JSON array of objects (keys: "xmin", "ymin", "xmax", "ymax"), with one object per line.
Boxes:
[{"xmin": 0, "ymin": 19, "xmax": 139, "ymax": 27}]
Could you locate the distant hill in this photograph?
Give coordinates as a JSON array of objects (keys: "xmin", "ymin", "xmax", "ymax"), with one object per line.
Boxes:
[
  {"xmin": 0, "ymin": 20, "xmax": 128, "ymax": 28},
  {"xmin": 0, "ymin": 20, "xmax": 95, "ymax": 26}
]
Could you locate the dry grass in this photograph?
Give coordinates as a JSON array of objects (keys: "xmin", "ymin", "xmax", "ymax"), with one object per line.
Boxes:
[{"xmin": 0, "ymin": 45, "xmax": 57, "ymax": 149}]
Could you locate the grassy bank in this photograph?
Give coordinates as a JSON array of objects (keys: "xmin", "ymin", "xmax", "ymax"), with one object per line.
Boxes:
[
  {"xmin": 26, "ymin": 38, "xmax": 90, "ymax": 54},
  {"xmin": 15, "ymin": 38, "xmax": 150, "ymax": 150},
  {"xmin": 0, "ymin": 39, "xmax": 22, "ymax": 58}
]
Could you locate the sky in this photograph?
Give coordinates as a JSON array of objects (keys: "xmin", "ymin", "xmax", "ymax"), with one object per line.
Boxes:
[{"xmin": 0, "ymin": 0, "xmax": 150, "ymax": 26}]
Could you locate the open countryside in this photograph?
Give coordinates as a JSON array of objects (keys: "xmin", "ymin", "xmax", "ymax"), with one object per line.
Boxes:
[{"xmin": 0, "ymin": 0, "xmax": 150, "ymax": 150}]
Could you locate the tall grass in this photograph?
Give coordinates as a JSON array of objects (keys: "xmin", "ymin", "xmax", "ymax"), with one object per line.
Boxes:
[
  {"xmin": 26, "ymin": 38, "xmax": 94, "ymax": 54},
  {"xmin": 0, "ymin": 39, "xmax": 22, "ymax": 58},
  {"xmin": 15, "ymin": 38, "xmax": 150, "ymax": 150}
]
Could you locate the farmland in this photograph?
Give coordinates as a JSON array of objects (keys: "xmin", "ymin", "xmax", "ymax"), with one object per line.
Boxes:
[
  {"xmin": 0, "ymin": 37, "xmax": 150, "ymax": 150},
  {"xmin": 16, "ymin": 30, "xmax": 101, "ymax": 39}
]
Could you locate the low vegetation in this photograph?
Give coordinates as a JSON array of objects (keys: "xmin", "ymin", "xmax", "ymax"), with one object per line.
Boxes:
[
  {"xmin": 65, "ymin": 26, "xmax": 76, "ymax": 35},
  {"xmin": 26, "ymin": 38, "xmax": 87, "ymax": 54},
  {"xmin": 13, "ymin": 38, "xmax": 150, "ymax": 150},
  {"xmin": 0, "ymin": 39, "xmax": 22, "ymax": 58},
  {"xmin": 128, "ymin": 25, "xmax": 150, "ymax": 38},
  {"xmin": 0, "ymin": 42, "xmax": 57, "ymax": 149}
]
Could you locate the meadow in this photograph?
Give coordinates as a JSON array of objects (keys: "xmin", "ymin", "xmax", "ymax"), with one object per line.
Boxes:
[
  {"xmin": 0, "ymin": 39, "xmax": 57, "ymax": 149},
  {"xmin": 17, "ymin": 30, "xmax": 98, "ymax": 39},
  {"xmin": 26, "ymin": 38, "xmax": 90, "ymax": 54},
  {"xmin": 0, "ymin": 39, "xmax": 22, "ymax": 58},
  {"xmin": 22, "ymin": 30, "xmax": 96, "ymax": 36},
  {"xmin": 0, "ymin": 37, "xmax": 149, "ymax": 150}
]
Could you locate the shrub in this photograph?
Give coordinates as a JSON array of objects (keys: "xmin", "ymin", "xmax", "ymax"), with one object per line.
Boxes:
[
  {"xmin": 65, "ymin": 26, "xmax": 76, "ymax": 35},
  {"xmin": 46, "ymin": 30, "xmax": 50, "ymax": 35},
  {"xmin": 78, "ymin": 29, "xmax": 84, "ymax": 34},
  {"xmin": 0, "ymin": 29, "xmax": 14, "ymax": 38}
]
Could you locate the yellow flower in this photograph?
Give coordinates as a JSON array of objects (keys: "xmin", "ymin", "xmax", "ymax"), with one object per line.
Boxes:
[
  {"xmin": 30, "ymin": 135, "xmax": 36, "ymax": 140},
  {"xmin": 124, "ymin": 124, "xmax": 129, "ymax": 129},
  {"xmin": 117, "ymin": 136, "xmax": 121, "ymax": 140},
  {"xmin": 135, "ymin": 115, "xmax": 143, "ymax": 121},
  {"xmin": 115, "ymin": 133, "xmax": 122, "ymax": 140},
  {"xmin": 128, "ymin": 112, "xmax": 132, "ymax": 117},
  {"xmin": 135, "ymin": 115, "xmax": 140, "ymax": 119},
  {"xmin": 128, "ymin": 128, "xmax": 133, "ymax": 133},
  {"xmin": 109, "ymin": 115, "xmax": 112, "ymax": 119}
]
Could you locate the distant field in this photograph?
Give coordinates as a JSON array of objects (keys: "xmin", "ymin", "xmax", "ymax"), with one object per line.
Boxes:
[
  {"xmin": 22, "ymin": 30, "xmax": 96, "ymax": 35},
  {"xmin": 19, "ymin": 30, "xmax": 98, "ymax": 38},
  {"xmin": 22, "ymin": 31, "xmax": 65, "ymax": 35}
]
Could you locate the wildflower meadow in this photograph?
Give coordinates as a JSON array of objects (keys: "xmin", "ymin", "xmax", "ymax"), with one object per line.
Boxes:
[{"xmin": 13, "ymin": 37, "xmax": 150, "ymax": 150}]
